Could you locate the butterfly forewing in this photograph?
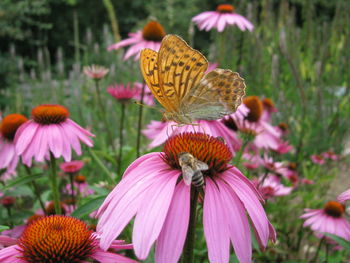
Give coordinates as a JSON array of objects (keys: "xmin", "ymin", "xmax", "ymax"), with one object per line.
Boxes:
[
  {"xmin": 140, "ymin": 48, "xmax": 175, "ymax": 112},
  {"xmin": 181, "ymin": 68, "xmax": 246, "ymax": 120},
  {"xmin": 157, "ymin": 35, "xmax": 208, "ymax": 109}
]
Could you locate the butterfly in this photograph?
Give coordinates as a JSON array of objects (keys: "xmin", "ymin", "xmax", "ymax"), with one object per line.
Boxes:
[{"xmin": 140, "ymin": 34, "xmax": 246, "ymax": 124}]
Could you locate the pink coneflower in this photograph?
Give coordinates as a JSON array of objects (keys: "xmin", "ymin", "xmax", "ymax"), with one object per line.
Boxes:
[
  {"xmin": 107, "ymin": 83, "xmax": 154, "ymax": 105},
  {"xmin": 64, "ymin": 175, "xmax": 94, "ymax": 197},
  {"xmin": 97, "ymin": 132, "xmax": 275, "ymax": 263},
  {"xmin": 322, "ymin": 150, "xmax": 338, "ymax": 161},
  {"xmin": 60, "ymin": 160, "xmax": 85, "ymax": 174},
  {"xmin": 261, "ymin": 98, "xmax": 277, "ymax": 122},
  {"xmin": 14, "ymin": 104, "xmax": 94, "ymax": 166},
  {"xmin": 254, "ymin": 175, "xmax": 293, "ymax": 200},
  {"xmin": 311, "ymin": 154, "xmax": 325, "ymax": 165},
  {"xmin": 338, "ymin": 189, "xmax": 350, "ymax": 203},
  {"xmin": 83, "ymin": 64, "xmax": 109, "ymax": 79},
  {"xmin": 142, "ymin": 119, "xmax": 241, "ymax": 154},
  {"xmin": 301, "ymin": 199, "xmax": 350, "ymax": 241},
  {"xmin": 0, "ymin": 215, "xmax": 136, "ymax": 263},
  {"xmin": 0, "ymin": 114, "xmax": 28, "ymax": 179},
  {"xmin": 192, "ymin": 4, "xmax": 254, "ymax": 32},
  {"xmin": 108, "ymin": 21, "xmax": 166, "ymax": 60}
]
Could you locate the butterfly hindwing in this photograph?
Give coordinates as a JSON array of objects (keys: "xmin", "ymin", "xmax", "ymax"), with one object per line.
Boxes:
[
  {"xmin": 157, "ymin": 35, "xmax": 208, "ymax": 109},
  {"xmin": 181, "ymin": 68, "xmax": 246, "ymax": 120}
]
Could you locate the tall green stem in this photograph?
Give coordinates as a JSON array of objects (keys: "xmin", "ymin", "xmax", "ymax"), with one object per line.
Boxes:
[
  {"xmin": 69, "ymin": 173, "xmax": 76, "ymax": 209},
  {"xmin": 136, "ymin": 83, "xmax": 145, "ymax": 157},
  {"xmin": 94, "ymin": 80, "xmax": 115, "ymax": 152},
  {"xmin": 24, "ymin": 165, "xmax": 46, "ymax": 214},
  {"xmin": 234, "ymin": 138, "xmax": 249, "ymax": 167},
  {"xmin": 117, "ymin": 103, "xmax": 126, "ymax": 176},
  {"xmin": 182, "ymin": 187, "xmax": 199, "ymax": 263},
  {"xmin": 49, "ymin": 152, "xmax": 61, "ymax": 215}
]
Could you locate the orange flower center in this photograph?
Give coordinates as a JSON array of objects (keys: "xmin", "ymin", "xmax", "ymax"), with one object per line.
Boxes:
[
  {"xmin": 163, "ymin": 132, "xmax": 232, "ymax": 176},
  {"xmin": 18, "ymin": 215, "xmax": 96, "ymax": 263},
  {"xmin": 288, "ymin": 162, "xmax": 297, "ymax": 170},
  {"xmin": 262, "ymin": 98, "xmax": 275, "ymax": 111},
  {"xmin": 26, "ymin": 214, "xmax": 45, "ymax": 225},
  {"xmin": 142, "ymin": 21, "xmax": 166, "ymax": 42},
  {"xmin": 31, "ymin": 104, "xmax": 69, "ymax": 125},
  {"xmin": 278, "ymin": 122, "xmax": 288, "ymax": 132},
  {"xmin": 45, "ymin": 201, "xmax": 67, "ymax": 215},
  {"xmin": 324, "ymin": 201, "xmax": 345, "ymax": 218},
  {"xmin": 75, "ymin": 175, "xmax": 86, "ymax": 184},
  {"xmin": 216, "ymin": 4, "xmax": 235, "ymax": 13},
  {"xmin": 243, "ymin": 96, "xmax": 263, "ymax": 122},
  {"xmin": 0, "ymin": 114, "xmax": 28, "ymax": 141}
]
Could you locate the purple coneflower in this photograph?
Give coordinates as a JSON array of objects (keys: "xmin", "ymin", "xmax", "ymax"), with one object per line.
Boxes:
[
  {"xmin": 192, "ymin": 4, "xmax": 254, "ymax": 32},
  {"xmin": 83, "ymin": 65, "xmax": 109, "ymax": 80},
  {"xmin": 0, "ymin": 215, "xmax": 136, "ymax": 263},
  {"xmin": 311, "ymin": 154, "xmax": 325, "ymax": 165},
  {"xmin": 0, "ymin": 114, "xmax": 28, "ymax": 179},
  {"xmin": 14, "ymin": 104, "xmax": 94, "ymax": 166},
  {"xmin": 97, "ymin": 132, "xmax": 275, "ymax": 263},
  {"xmin": 108, "ymin": 21, "xmax": 166, "ymax": 60}
]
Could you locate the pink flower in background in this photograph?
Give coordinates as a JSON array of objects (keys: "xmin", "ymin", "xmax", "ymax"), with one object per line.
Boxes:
[
  {"xmin": 14, "ymin": 104, "xmax": 94, "ymax": 166},
  {"xmin": 338, "ymin": 189, "xmax": 350, "ymax": 203},
  {"xmin": 261, "ymin": 98, "xmax": 278, "ymax": 122},
  {"xmin": 0, "ymin": 114, "xmax": 28, "ymax": 180},
  {"xmin": 108, "ymin": 83, "xmax": 154, "ymax": 106},
  {"xmin": 322, "ymin": 150, "xmax": 338, "ymax": 160},
  {"xmin": 64, "ymin": 175, "xmax": 94, "ymax": 197},
  {"xmin": 0, "ymin": 215, "xmax": 136, "ymax": 263},
  {"xmin": 142, "ymin": 119, "xmax": 241, "ymax": 154},
  {"xmin": 108, "ymin": 21, "xmax": 166, "ymax": 60},
  {"xmin": 192, "ymin": 4, "xmax": 254, "ymax": 32},
  {"xmin": 60, "ymin": 160, "xmax": 85, "ymax": 174},
  {"xmin": 311, "ymin": 154, "xmax": 325, "ymax": 165},
  {"xmin": 83, "ymin": 65, "xmax": 109, "ymax": 80},
  {"xmin": 97, "ymin": 133, "xmax": 275, "ymax": 263},
  {"xmin": 255, "ymin": 175, "xmax": 293, "ymax": 200},
  {"xmin": 206, "ymin": 62, "xmax": 218, "ymax": 73},
  {"xmin": 301, "ymin": 198, "xmax": 350, "ymax": 241}
]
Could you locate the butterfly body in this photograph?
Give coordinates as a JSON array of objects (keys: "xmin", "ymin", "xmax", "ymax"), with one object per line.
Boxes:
[{"xmin": 140, "ymin": 34, "xmax": 246, "ymax": 124}]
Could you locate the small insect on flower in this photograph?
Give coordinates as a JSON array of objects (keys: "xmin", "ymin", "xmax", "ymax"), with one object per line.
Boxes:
[
  {"xmin": 140, "ymin": 34, "xmax": 246, "ymax": 124},
  {"xmin": 178, "ymin": 152, "xmax": 208, "ymax": 188}
]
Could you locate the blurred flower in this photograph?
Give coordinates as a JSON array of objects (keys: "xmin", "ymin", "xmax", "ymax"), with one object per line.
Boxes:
[
  {"xmin": 0, "ymin": 215, "xmax": 136, "ymax": 263},
  {"xmin": 254, "ymin": 175, "xmax": 293, "ymax": 200},
  {"xmin": 0, "ymin": 114, "xmax": 28, "ymax": 180},
  {"xmin": 261, "ymin": 98, "xmax": 277, "ymax": 122},
  {"xmin": 142, "ymin": 119, "xmax": 241, "ymax": 154},
  {"xmin": 83, "ymin": 65, "xmax": 109, "ymax": 80},
  {"xmin": 192, "ymin": 4, "xmax": 254, "ymax": 32},
  {"xmin": 338, "ymin": 189, "xmax": 350, "ymax": 203},
  {"xmin": 108, "ymin": 21, "xmax": 166, "ymax": 60},
  {"xmin": 64, "ymin": 175, "xmax": 94, "ymax": 197},
  {"xmin": 322, "ymin": 150, "xmax": 338, "ymax": 161},
  {"xmin": 206, "ymin": 62, "xmax": 218, "ymax": 73},
  {"xmin": 311, "ymin": 154, "xmax": 325, "ymax": 165},
  {"xmin": 14, "ymin": 104, "xmax": 95, "ymax": 166},
  {"xmin": 301, "ymin": 199, "xmax": 350, "ymax": 241},
  {"xmin": 60, "ymin": 160, "xmax": 85, "ymax": 174},
  {"xmin": 97, "ymin": 132, "xmax": 275, "ymax": 263},
  {"xmin": 108, "ymin": 83, "xmax": 154, "ymax": 105},
  {"xmin": 0, "ymin": 196, "xmax": 16, "ymax": 208}
]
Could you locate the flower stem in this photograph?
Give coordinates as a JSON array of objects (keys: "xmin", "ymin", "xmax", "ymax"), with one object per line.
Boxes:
[
  {"xmin": 117, "ymin": 102, "xmax": 126, "ymax": 176},
  {"xmin": 6, "ymin": 207, "xmax": 13, "ymax": 227},
  {"xmin": 311, "ymin": 237, "xmax": 325, "ymax": 263},
  {"xmin": 136, "ymin": 82, "xmax": 145, "ymax": 157},
  {"xmin": 69, "ymin": 173, "xmax": 76, "ymax": 209},
  {"xmin": 24, "ymin": 165, "xmax": 46, "ymax": 214},
  {"xmin": 49, "ymin": 152, "xmax": 61, "ymax": 214},
  {"xmin": 234, "ymin": 138, "xmax": 249, "ymax": 167},
  {"xmin": 94, "ymin": 79, "xmax": 115, "ymax": 153},
  {"xmin": 182, "ymin": 187, "xmax": 199, "ymax": 263}
]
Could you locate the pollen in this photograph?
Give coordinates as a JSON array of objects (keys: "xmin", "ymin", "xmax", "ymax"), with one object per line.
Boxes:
[
  {"xmin": 142, "ymin": 21, "xmax": 166, "ymax": 42},
  {"xmin": 0, "ymin": 113, "xmax": 28, "ymax": 141},
  {"xmin": 163, "ymin": 132, "xmax": 232, "ymax": 174},
  {"xmin": 324, "ymin": 201, "xmax": 345, "ymax": 218},
  {"xmin": 31, "ymin": 104, "xmax": 70, "ymax": 125},
  {"xmin": 243, "ymin": 96, "xmax": 264, "ymax": 122},
  {"xmin": 216, "ymin": 4, "xmax": 235, "ymax": 13},
  {"xmin": 18, "ymin": 215, "xmax": 97, "ymax": 263}
]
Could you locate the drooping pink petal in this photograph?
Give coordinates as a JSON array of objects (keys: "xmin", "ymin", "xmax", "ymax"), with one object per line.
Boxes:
[
  {"xmin": 155, "ymin": 181, "xmax": 191, "ymax": 263},
  {"xmin": 57, "ymin": 124, "xmax": 72, "ymax": 161},
  {"xmin": 14, "ymin": 121, "xmax": 39, "ymax": 155},
  {"xmin": 0, "ymin": 245, "xmax": 27, "ymax": 262},
  {"xmin": 0, "ymin": 235, "xmax": 17, "ymax": 246},
  {"xmin": 216, "ymin": 178, "xmax": 252, "ymax": 263},
  {"xmin": 91, "ymin": 247, "xmax": 138, "ymax": 263},
  {"xmin": 338, "ymin": 189, "xmax": 350, "ymax": 203},
  {"xmin": 204, "ymin": 178, "xmax": 230, "ymax": 263},
  {"xmin": 132, "ymin": 171, "xmax": 179, "ymax": 259},
  {"xmin": 47, "ymin": 124, "xmax": 63, "ymax": 158}
]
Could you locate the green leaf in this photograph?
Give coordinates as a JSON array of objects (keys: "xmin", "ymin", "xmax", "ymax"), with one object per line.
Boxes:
[
  {"xmin": 324, "ymin": 233, "xmax": 350, "ymax": 252},
  {"xmin": 0, "ymin": 225, "xmax": 9, "ymax": 231},
  {"xmin": 1, "ymin": 173, "xmax": 43, "ymax": 190},
  {"xmin": 71, "ymin": 195, "xmax": 106, "ymax": 218}
]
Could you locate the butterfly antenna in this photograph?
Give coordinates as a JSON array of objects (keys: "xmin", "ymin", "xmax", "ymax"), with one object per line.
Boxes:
[{"xmin": 134, "ymin": 101, "xmax": 162, "ymax": 113}]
